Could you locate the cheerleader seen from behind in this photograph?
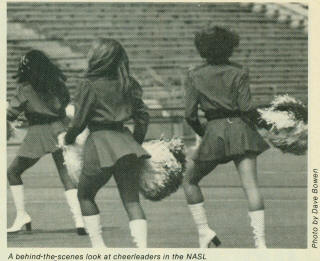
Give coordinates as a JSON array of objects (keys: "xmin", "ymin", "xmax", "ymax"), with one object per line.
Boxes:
[
  {"xmin": 183, "ymin": 25, "xmax": 270, "ymax": 248},
  {"xmin": 59, "ymin": 39, "xmax": 150, "ymax": 248},
  {"xmin": 7, "ymin": 50, "xmax": 85, "ymax": 234}
]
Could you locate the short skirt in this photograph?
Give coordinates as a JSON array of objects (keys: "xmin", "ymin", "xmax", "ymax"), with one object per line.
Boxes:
[
  {"xmin": 18, "ymin": 121, "xmax": 66, "ymax": 159},
  {"xmin": 192, "ymin": 117, "xmax": 270, "ymax": 163},
  {"xmin": 82, "ymin": 127, "xmax": 150, "ymax": 176}
]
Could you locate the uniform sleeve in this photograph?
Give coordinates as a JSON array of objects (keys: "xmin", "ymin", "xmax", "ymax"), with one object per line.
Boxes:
[
  {"xmin": 7, "ymin": 86, "xmax": 27, "ymax": 121},
  {"xmin": 65, "ymin": 81, "xmax": 96, "ymax": 145},
  {"xmin": 130, "ymin": 78, "xmax": 149, "ymax": 144},
  {"xmin": 184, "ymin": 71, "xmax": 205, "ymax": 137},
  {"xmin": 237, "ymin": 68, "xmax": 254, "ymax": 112}
]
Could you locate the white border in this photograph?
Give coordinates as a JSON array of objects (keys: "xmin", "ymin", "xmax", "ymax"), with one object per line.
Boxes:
[{"xmin": 3, "ymin": 1, "xmax": 318, "ymax": 260}]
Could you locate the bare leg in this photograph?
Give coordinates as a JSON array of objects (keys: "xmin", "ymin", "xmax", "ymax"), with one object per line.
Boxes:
[
  {"xmin": 114, "ymin": 155, "xmax": 145, "ymax": 221},
  {"xmin": 234, "ymin": 154, "xmax": 264, "ymax": 211},
  {"xmin": 183, "ymin": 160, "xmax": 217, "ymax": 205},
  {"xmin": 7, "ymin": 156, "xmax": 39, "ymax": 232},
  {"xmin": 183, "ymin": 160, "xmax": 220, "ymax": 248},
  {"xmin": 77, "ymin": 170, "xmax": 112, "ymax": 216},
  {"xmin": 52, "ymin": 149, "xmax": 76, "ymax": 191},
  {"xmin": 77, "ymin": 171, "xmax": 112, "ymax": 248},
  {"xmin": 7, "ymin": 156, "xmax": 39, "ymax": 185},
  {"xmin": 113, "ymin": 155, "xmax": 147, "ymax": 247},
  {"xmin": 234, "ymin": 154, "xmax": 266, "ymax": 248},
  {"xmin": 52, "ymin": 149, "xmax": 86, "ymax": 233}
]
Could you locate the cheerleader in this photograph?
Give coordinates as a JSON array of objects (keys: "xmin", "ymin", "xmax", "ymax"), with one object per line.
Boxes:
[
  {"xmin": 7, "ymin": 50, "xmax": 85, "ymax": 235},
  {"xmin": 183, "ymin": 25, "xmax": 270, "ymax": 248},
  {"xmin": 59, "ymin": 39, "xmax": 150, "ymax": 248}
]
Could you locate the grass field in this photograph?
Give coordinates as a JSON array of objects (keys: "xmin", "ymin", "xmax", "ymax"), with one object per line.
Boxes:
[{"xmin": 7, "ymin": 143, "xmax": 307, "ymax": 248}]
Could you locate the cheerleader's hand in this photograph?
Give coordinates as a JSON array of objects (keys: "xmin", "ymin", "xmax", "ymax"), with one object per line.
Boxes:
[{"xmin": 57, "ymin": 132, "xmax": 67, "ymax": 148}]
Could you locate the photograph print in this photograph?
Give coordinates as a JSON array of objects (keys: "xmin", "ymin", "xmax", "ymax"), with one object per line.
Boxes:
[{"xmin": 6, "ymin": 2, "xmax": 308, "ymax": 248}]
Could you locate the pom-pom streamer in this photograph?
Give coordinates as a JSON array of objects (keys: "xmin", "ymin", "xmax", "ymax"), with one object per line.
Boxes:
[
  {"xmin": 252, "ymin": 95, "xmax": 307, "ymax": 155},
  {"xmin": 7, "ymin": 121, "xmax": 14, "ymax": 141},
  {"xmin": 139, "ymin": 138, "xmax": 185, "ymax": 201},
  {"xmin": 61, "ymin": 128, "xmax": 89, "ymax": 184}
]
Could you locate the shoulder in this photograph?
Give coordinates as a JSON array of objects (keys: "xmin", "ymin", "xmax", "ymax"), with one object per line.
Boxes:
[
  {"xmin": 228, "ymin": 61, "xmax": 249, "ymax": 76},
  {"xmin": 187, "ymin": 63, "xmax": 208, "ymax": 77}
]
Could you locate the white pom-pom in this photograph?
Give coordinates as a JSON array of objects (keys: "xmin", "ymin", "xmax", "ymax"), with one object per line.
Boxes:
[
  {"xmin": 75, "ymin": 128, "xmax": 89, "ymax": 146},
  {"xmin": 257, "ymin": 109, "xmax": 296, "ymax": 129},
  {"xmin": 139, "ymin": 139, "xmax": 184, "ymax": 201},
  {"xmin": 270, "ymin": 94, "xmax": 303, "ymax": 107},
  {"xmin": 7, "ymin": 121, "xmax": 15, "ymax": 140},
  {"xmin": 257, "ymin": 95, "xmax": 307, "ymax": 155},
  {"xmin": 62, "ymin": 128, "xmax": 89, "ymax": 183},
  {"xmin": 66, "ymin": 104, "xmax": 75, "ymax": 118},
  {"xmin": 63, "ymin": 144, "xmax": 83, "ymax": 184}
]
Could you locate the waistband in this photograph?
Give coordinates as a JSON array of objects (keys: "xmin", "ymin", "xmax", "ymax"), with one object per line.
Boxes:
[
  {"xmin": 205, "ymin": 110, "xmax": 242, "ymax": 121},
  {"xmin": 88, "ymin": 122, "xmax": 124, "ymax": 132}
]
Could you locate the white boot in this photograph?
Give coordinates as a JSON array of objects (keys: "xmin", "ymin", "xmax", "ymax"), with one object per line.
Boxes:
[
  {"xmin": 83, "ymin": 215, "xmax": 106, "ymax": 248},
  {"xmin": 64, "ymin": 189, "xmax": 86, "ymax": 235},
  {"xmin": 249, "ymin": 210, "xmax": 267, "ymax": 248},
  {"xmin": 8, "ymin": 185, "xmax": 32, "ymax": 233},
  {"xmin": 188, "ymin": 202, "xmax": 221, "ymax": 248},
  {"xmin": 129, "ymin": 219, "xmax": 147, "ymax": 248}
]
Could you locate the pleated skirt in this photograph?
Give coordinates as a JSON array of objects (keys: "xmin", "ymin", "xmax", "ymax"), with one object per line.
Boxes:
[
  {"xmin": 192, "ymin": 117, "xmax": 270, "ymax": 163},
  {"xmin": 82, "ymin": 127, "xmax": 150, "ymax": 176},
  {"xmin": 17, "ymin": 121, "xmax": 65, "ymax": 159}
]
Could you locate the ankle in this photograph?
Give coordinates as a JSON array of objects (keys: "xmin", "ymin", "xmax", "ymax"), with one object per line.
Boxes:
[
  {"xmin": 198, "ymin": 224, "xmax": 212, "ymax": 235},
  {"xmin": 129, "ymin": 219, "xmax": 147, "ymax": 248},
  {"xmin": 16, "ymin": 211, "xmax": 28, "ymax": 217}
]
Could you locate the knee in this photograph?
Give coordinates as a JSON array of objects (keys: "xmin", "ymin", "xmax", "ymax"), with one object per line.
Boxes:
[
  {"xmin": 242, "ymin": 184, "xmax": 262, "ymax": 201},
  {"xmin": 7, "ymin": 171, "xmax": 15, "ymax": 184},
  {"xmin": 7, "ymin": 165, "xmax": 21, "ymax": 182},
  {"xmin": 124, "ymin": 202, "xmax": 146, "ymax": 220},
  {"xmin": 125, "ymin": 201, "xmax": 140, "ymax": 209},
  {"xmin": 121, "ymin": 190, "xmax": 140, "ymax": 206},
  {"xmin": 77, "ymin": 187, "xmax": 95, "ymax": 202}
]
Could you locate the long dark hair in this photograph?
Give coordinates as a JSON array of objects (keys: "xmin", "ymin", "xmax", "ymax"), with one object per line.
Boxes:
[
  {"xmin": 15, "ymin": 50, "xmax": 70, "ymax": 111},
  {"xmin": 86, "ymin": 38, "xmax": 131, "ymax": 97},
  {"xmin": 194, "ymin": 25, "xmax": 240, "ymax": 65}
]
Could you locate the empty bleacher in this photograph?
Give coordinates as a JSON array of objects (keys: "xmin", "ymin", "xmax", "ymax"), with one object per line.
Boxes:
[{"xmin": 7, "ymin": 2, "xmax": 308, "ymax": 109}]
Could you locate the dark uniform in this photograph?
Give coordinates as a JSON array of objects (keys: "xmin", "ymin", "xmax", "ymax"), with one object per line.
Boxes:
[
  {"xmin": 65, "ymin": 76, "xmax": 150, "ymax": 176},
  {"xmin": 7, "ymin": 82, "xmax": 67, "ymax": 158},
  {"xmin": 185, "ymin": 62, "xmax": 269, "ymax": 163}
]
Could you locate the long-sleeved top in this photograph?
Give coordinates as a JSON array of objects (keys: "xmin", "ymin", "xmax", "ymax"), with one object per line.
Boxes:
[
  {"xmin": 65, "ymin": 76, "xmax": 149, "ymax": 145},
  {"xmin": 7, "ymin": 82, "xmax": 68, "ymax": 124},
  {"xmin": 185, "ymin": 62, "xmax": 253, "ymax": 136}
]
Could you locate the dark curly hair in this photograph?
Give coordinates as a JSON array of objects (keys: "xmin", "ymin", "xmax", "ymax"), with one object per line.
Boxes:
[
  {"xmin": 15, "ymin": 50, "xmax": 70, "ymax": 112},
  {"xmin": 194, "ymin": 25, "xmax": 240, "ymax": 65}
]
